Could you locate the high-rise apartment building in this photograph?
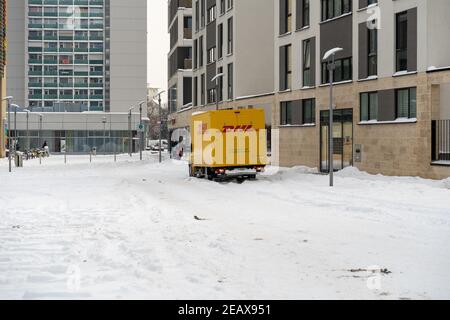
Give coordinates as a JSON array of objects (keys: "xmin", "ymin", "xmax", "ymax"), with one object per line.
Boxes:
[
  {"xmin": 6, "ymin": 0, "xmax": 147, "ymax": 153},
  {"xmin": 167, "ymin": 0, "xmax": 275, "ymax": 139},
  {"xmin": 0, "ymin": 0, "xmax": 6, "ymax": 158},
  {"xmin": 168, "ymin": 0, "xmax": 193, "ymax": 116}
]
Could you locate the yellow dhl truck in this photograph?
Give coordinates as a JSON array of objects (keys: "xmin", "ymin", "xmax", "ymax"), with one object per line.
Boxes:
[{"xmin": 189, "ymin": 109, "xmax": 267, "ymax": 181}]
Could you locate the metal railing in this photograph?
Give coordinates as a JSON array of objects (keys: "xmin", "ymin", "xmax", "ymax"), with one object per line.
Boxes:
[{"xmin": 432, "ymin": 120, "xmax": 450, "ymax": 162}]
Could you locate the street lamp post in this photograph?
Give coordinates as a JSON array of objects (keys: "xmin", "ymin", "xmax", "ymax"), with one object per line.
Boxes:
[
  {"xmin": 24, "ymin": 109, "xmax": 31, "ymax": 150},
  {"xmin": 102, "ymin": 116, "xmax": 107, "ymax": 155},
  {"xmin": 11, "ymin": 104, "xmax": 21, "ymax": 155},
  {"xmin": 211, "ymin": 73, "xmax": 224, "ymax": 111},
  {"xmin": 152, "ymin": 90, "xmax": 165, "ymax": 163},
  {"xmin": 128, "ymin": 106, "xmax": 136, "ymax": 157},
  {"xmin": 138, "ymin": 100, "xmax": 146, "ymax": 161},
  {"xmin": 2, "ymin": 96, "xmax": 13, "ymax": 173},
  {"xmin": 323, "ymin": 47, "xmax": 343, "ymax": 187},
  {"xmin": 38, "ymin": 113, "xmax": 43, "ymax": 165}
]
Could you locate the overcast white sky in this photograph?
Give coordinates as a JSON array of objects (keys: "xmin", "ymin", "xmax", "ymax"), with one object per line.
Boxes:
[{"xmin": 147, "ymin": 0, "xmax": 170, "ymax": 94}]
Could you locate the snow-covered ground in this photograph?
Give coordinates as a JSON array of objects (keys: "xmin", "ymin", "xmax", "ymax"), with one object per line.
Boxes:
[{"xmin": 0, "ymin": 153, "xmax": 449, "ymax": 300}]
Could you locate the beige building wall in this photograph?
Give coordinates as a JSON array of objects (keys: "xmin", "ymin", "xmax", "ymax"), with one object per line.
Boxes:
[{"xmin": 109, "ymin": 0, "xmax": 147, "ymax": 112}]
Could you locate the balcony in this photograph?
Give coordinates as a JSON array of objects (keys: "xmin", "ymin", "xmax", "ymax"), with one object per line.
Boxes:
[
  {"xmin": 184, "ymin": 58, "xmax": 192, "ymax": 69},
  {"xmin": 184, "ymin": 28, "xmax": 192, "ymax": 39},
  {"xmin": 43, "ymin": 0, "xmax": 58, "ymax": 4},
  {"xmin": 28, "ymin": 12, "xmax": 43, "ymax": 17},
  {"xmin": 74, "ymin": 35, "xmax": 89, "ymax": 40},
  {"xmin": 75, "ymin": 47, "xmax": 89, "ymax": 52},
  {"xmin": 89, "ymin": 47, "xmax": 103, "ymax": 53},
  {"xmin": 59, "ymin": 70, "xmax": 73, "ymax": 76},
  {"xmin": 59, "ymin": 35, "xmax": 74, "ymax": 40},
  {"xmin": 59, "ymin": 83, "xmax": 74, "ymax": 88},
  {"xmin": 29, "ymin": 0, "xmax": 43, "ymax": 4},
  {"xmin": 29, "ymin": 94, "xmax": 43, "ymax": 99},
  {"xmin": 44, "ymin": 70, "xmax": 58, "ymax": 76},
  {"xmin": 29, "ymin": 59, "xmax": 43, "ymax": 64},
  {"xmin": 43, "ymin": 47, "xmax": 58, "ymax": 52},
  {"xmin": 59, "ymin": 95, "xmax": 74, "ymax": 99},
  {"xmin": 89, "ymin": 94, "xmax": 103, "ymax": 99},
  {"xmin": 29, "ymin": 47, "xmax": 43, "ymax": 53},
  {"xmin": 43, "ymin": 83, "xmax": 58, "ymax": 88},
  {"xmin": 28, "ymin": 82, "xmax": 42, "ymax": 88},
  {"xmin": 89, "ymin": 36, "xmax": 103, "ymax": 40},
  {"xmin": 89, "ymin": 0, "xmax": 104, "ymax": 5},
  {"xmin": 44, "ymin": 35, "xmax": 58, "ymax": 40},
  {"xmin": 89, "ymin": 12, "xmax": 103, "ymax": 18},
  {"xmin": 43, "ymin": 12, "xmax": 58, "ymax": 17},
  {"xmin": 89, "ymin": 83, "xmax": 103, "ymax": 88},
  {"xmin": 74, "ymin": 71, "xmax": 89, "ymax": 76},
  {"xmin": 74, "ymin": 59, "xmax": 89, "ymax": 64},
  {"xmin": 43, "ymin": 23, "xmax": 58, "ymax": 29},
  {"xmin": 75, "ymin": 0, "xmax": 89, "ymax": 4},
  {"xmin": 89, "ymin": 23, "xmax": 104, "ymax": 29},
  {"xmin": 44, "ymin": 94, "xmax": 58, "ymax": 99},
  {"xmin": 28, "ymin": 70, "xmax": 43, "ymax": 75},
  {"xmin": 89, "ymin": 60, "xmax": 103, "ymax": 65},
  {"xmin": 89, "ymin": 71, "xmax": 103, "ymax": 76},
  {"xmin": 60, "ymin": 48, "xmax": 74, "ymax": 53},
  {"xmin": 43, "ymin": 59, "xmax": 58, "ymax": 64},
  {"xmin": 74, "ymin": 83, "xmax": 89, "ymax": 88},
  {"xmin": 28, "ymin": 23, "xmax": 43, "ymax": 29},
  {"xmin": 59, "ymin": 0, "xmax": 73, "ymax": 4},
  {"xmin": 74, "ymin": 95, "xmax": 89, "ymax": 99},
  {"xmin": 28, "ymin": 35, "xmax": 43, "ymax": 40}
]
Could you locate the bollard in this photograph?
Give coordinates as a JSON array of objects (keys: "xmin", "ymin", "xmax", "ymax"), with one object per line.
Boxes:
[
  {"xmin": 64, "ymin": 153, "xmax": 67, "ymax": 164},
  {"xmin": 90, "ymin": 151, "xmax": 92, "ymax": 163},
  {"xmin": 39, "ymin": 152, "xmax": 42, "ymax": 165}
]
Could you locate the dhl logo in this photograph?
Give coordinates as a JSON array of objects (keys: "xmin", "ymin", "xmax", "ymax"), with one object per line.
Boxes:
[{"xmin": 222, "ymin": 125, "xmax": 253, "ymax": 132}]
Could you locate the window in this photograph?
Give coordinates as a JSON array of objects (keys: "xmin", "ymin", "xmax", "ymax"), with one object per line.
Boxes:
[
  {"xmin": 193, "ymin": 39, "xmax": 198, "ymax": 69},
  {"xmin": 227, "ymin": 17, "xmax": 233, "ymax": 54},
  {"xmin": 302, "ymin": 0, "xmax": 310, "ymax": 27},
  {"xmin": 368, "ymin": 27, "xmax": 377, "ymax": 76},
  {"xmin": 396, "ymin": 87, "xmax": 416, "ymax": 119},
  {"xmin": 207, "ymin": 6, "xmax": 216, "ymax": 24},
  {"xmin": 207, "ymin": 47, "xmax": 216, "ymax": 64},
  {"xmin": 195, "ymin": 1, "xmax": 199, "ymax": 31},
  {"xmin": 321, "ymin": 57, "xmax": 352, "ymax": 83},
  {"xmin": 220, "ymin": 0, "xmax": 225, "ymax": 14},
  {"xmin": 281, "ymin": 99, "xmax": 315, "ymax": 125},
  {"xmin": 280, "ymin": 0, "xmax": 293, "ymax": 34},
  {"xmin": 280, "ymin": 101, "xmax": 293, "ymax": 125},
  {"xmin": 218, "ymin": 23, "xmax": 223, "ymax": 59},
  {"xmin": 199, "ymin": 36, "xmax": 204, "ymax": 66},
  {"xmin": 218, "ymin": 67, "xmax": 223, "ymax": 102},
  {"xmin": 201, "ymin": 0, "xmax": 205, "ymax": 28},
  {"xmin": 321, "ymin": 0, "xmax": 352, "ymax": 21},
  {"xmin": 193, "ymin": 76, "xmax": 198, "ymax": 106},
  {"xmin": 303, "ymin": 39, "xmax": 313, "ymax": 87},
  {"xmin": 227, "ymin": 0, "xmax": 233, "ymax": 10},
  {"xmin": 396, "ymin": 11, "xmax": 408, "ymax": 72},
  {"xmin": 360, "ymin": 92, "xmax": 378, "ymax": 121},
  {"xmin": 227, "ymin": 63, "xmax": 233, "ymax": 99},
  {"xmin": 280, "ymin": 44, "xmax": 292, "ymax": 90},
  {"xmin": 201, "ymin": 74, "xmax": 205, "ymax": 105},
  {"xmin": 207, "ymin": 88, "xmax": 215, "ymax": 104},
  {"xmin": 302, "ymin": 99, "xmax": 315, "ymax": 124}
]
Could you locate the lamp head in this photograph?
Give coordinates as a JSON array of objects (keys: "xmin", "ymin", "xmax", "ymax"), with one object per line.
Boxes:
[{"xmin": 323, "ymin": 47, "xmax": 343, "ymax": 61}]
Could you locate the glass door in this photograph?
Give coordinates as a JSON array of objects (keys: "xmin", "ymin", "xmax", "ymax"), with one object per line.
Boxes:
[{"xmin": 320, "ymin": 109, "xmax": 353, "ymax": 173}]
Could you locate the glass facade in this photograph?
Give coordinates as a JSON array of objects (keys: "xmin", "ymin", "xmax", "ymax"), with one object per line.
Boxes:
[{"xmin": 27, "ymin": 0, "xmax": 107, "ymax": 111}]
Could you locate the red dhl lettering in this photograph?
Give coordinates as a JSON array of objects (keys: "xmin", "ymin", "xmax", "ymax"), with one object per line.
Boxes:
[{"xmin": 222, "ymin": 125, "xmax": 253, "ymax": 133}]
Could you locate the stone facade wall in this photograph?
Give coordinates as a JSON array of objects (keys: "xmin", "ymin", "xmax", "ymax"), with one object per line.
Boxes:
[{"xmin": 168, "ymin": 71, "xmax": 450, "ymax": 180}]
